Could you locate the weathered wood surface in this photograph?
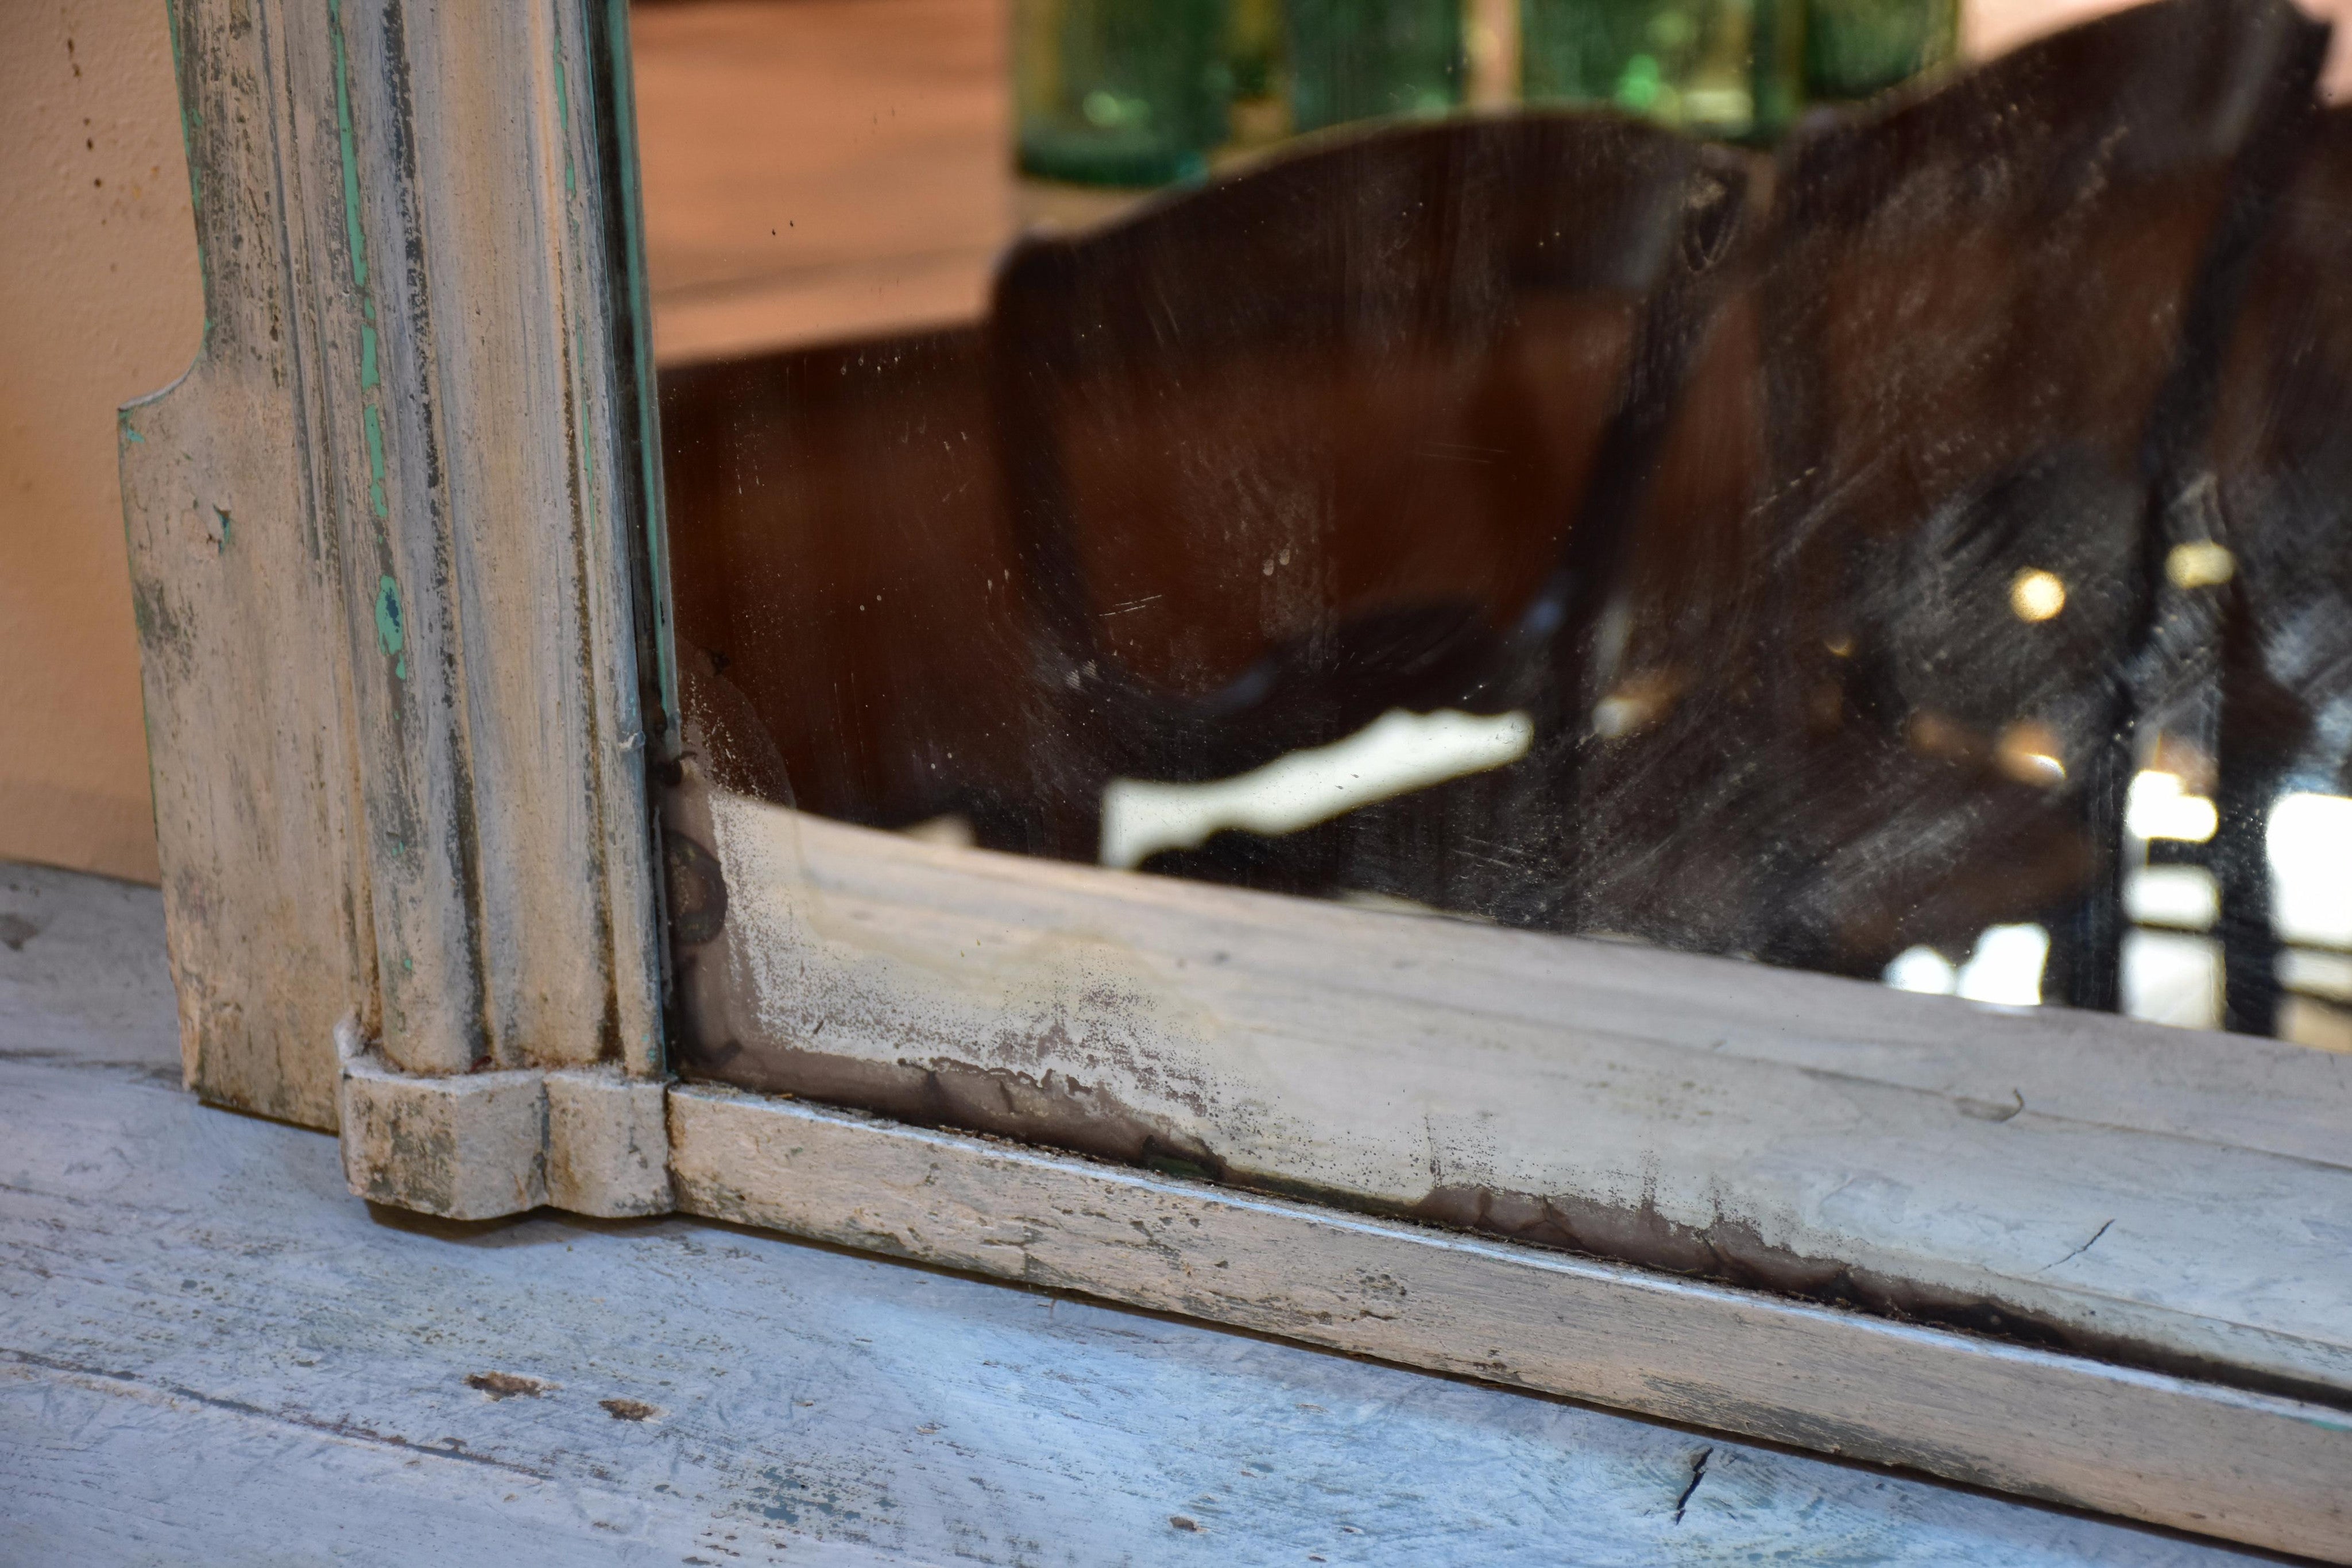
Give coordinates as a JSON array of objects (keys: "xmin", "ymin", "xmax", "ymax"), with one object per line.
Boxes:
[
  {"xmin": 0, "ymin": 865, "xmax": 2285, "ymax": 1567},
  {"xmin": 671, "ymin": 1083, "xmax": 2352, "ymax": 1562},
  {"xmin": 289, "ymin": 0, "xmax": 666, "ymax": 1077},
  {"xmin": 338, "ymin": 1045, "xmax": 674, "ymax": 1221},
  {"xmin": 122, "ymin": 0, "xmax": 668, "ymax": 1117},
  {"xmin": 118, "ymin": 0, "xmax": 377, "ymax": 1132},
  {"xmin": 677, "ymin": 785, "xmax": 2352, "ymax": 1404}
]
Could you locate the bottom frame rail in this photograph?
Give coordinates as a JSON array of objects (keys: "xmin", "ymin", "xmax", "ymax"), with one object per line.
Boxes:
[{"xmin": 667, "ymin": 1082, "xmax": 2351, "ymax": 1563}]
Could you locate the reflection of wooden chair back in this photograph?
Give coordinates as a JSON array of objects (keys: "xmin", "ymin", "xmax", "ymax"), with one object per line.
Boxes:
[
  {"xmin": 1569, "ymin": 0, "xmax": 2329, "ymax": 981},
  {"xmin": 989, "ymin": 114, "xmax": 1757, "ymax": 861}
]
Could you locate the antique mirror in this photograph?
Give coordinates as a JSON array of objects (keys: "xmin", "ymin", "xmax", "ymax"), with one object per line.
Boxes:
[{"xmin": 125, "ymin": 1, "xmax": 2352, "ymax": 1555}]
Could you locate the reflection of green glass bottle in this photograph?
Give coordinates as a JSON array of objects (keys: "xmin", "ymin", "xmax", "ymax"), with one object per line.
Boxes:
[
  {"xmin": 1232, "ymin": 0, "xmax": 1286, "ymax": 100},
  {"xmin": 1748, "ymin": 0, "xmax": 1805, "ymax": 141},
  {"xmin": 1284, "ymin": 0, "xmax": 1464, "ymax": 135},
  {"xmin": 1803, "ymin": 0, "xmax": 1956, "ymax": 103},
  {"xmin": 1016, "ymin": 0, "xmax": 1232, "ymax": 187},
  {"xmin": 1521, "ymin": 0, "xmax": 1757, "ymax": 137},
  {"xmin": 1229, "ymin": 0, "xmax": 1293, "ymax": 148}
]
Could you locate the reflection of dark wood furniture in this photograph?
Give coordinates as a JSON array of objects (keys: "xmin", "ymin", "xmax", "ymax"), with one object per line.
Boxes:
[
  {"xmin": 988, "ymin": 115, "xmax": 1754, "ymax": 864},
  {"xmin": 2211, "ymin": 103, "xmax": 2352, "ymax": 1037},
  {"xmin": 1745, "ymin": 0, "xmax": 2329, "ymax": 1002},
  {"xmin": 661, "ymin": 0, "xmax": 2350, "ymax": 1024},
  {"xmin": 658, "ymin": 326, "xmax": 1036, "ymax": 828}
]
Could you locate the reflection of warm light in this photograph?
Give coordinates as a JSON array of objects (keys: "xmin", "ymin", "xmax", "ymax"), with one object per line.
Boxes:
[
  {"xmin": 1591, "ymin": 670, "xmax": 1682, "ymax": 740},
  {"xmin": 2010, "ymin": 568, "xmax": 2067, "ymax": 622},
  {"xmin": 2127, "ymin": 771, "xmax": 2218, "ymax": 843},
  {"xmin": 2149, "ymin": 733, "xmax": 2217, "ymax": 796},
  {"xmin": 1995, "ymin": 719, "xmax": 2065, "ymax": 787},
  {"xmin": 1824, "ymin": 634, "xmax": 1854, "ymax": 657},
  {"xmin": 1591, "ymin": 695, "xmax": 1644, "ymax": 740},
  {"xmin": 1883, "ymin": 924, "xmax": 2047, "ymax": 1006},
  {"xmin": 2166, "ymin": 541, "xmax": 2237, "ymax": 590},
  {"xmin": 898, "ymin": 813, "xmax": 976, "ymax": 849},
  {"xmin": 1906, "ymin": 710, "xmax": 1973, "ymax": 760},
  {"xmin": 1100, "ymin": 708, "xmax": 1533, "ymax": 870},
  {"xmin": 2269, "ymin": 793, "xmax": 2352, "ymax": 949}
]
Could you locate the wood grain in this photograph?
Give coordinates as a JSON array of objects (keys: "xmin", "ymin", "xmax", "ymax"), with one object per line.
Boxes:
[
  {"xmin": 0, "ymin": 858, "xmax": 2279, "ymax": 1566},
  {"xmin": 675, "ymin": 780, "xmax": 2352, "ymax": 1406},
  {"xmin": 669, "ymin": 1082, "xmax": 2352, "ymax": 1562},
  {"xmin": 118, "ymin": 0, "xmax": 377, "ymax": 1130},
  {"xmin": 304, "ymin": 0, "xmax": 664, "ymax": 1075},
  {"xmin": 122, "ymin": 0, "xmax": 669, "ymax": 1110}
]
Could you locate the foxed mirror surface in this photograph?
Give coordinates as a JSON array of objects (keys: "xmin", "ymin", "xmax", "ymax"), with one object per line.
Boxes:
[
  {"xmin": 648, "ymin": 0, "xmax": 2352, "ymax": 1047},
  {"xmin": 637, "ymin": 0, "xmax": 2352, "ymax": 1368}
]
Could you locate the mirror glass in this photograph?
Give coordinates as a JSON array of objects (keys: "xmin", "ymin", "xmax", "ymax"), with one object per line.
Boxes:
[{"xmin": 639, "ymin": 0, "xmax": 2352, "ymax": 1072}]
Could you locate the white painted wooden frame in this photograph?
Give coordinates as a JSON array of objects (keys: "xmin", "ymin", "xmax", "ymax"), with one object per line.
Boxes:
[{"xmin": 120, "ymin": 2, "xmax": 2349, "ymax": 1561}]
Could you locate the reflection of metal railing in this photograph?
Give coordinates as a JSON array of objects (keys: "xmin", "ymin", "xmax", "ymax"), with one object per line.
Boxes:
[{"xmin": 1888, "ymin": 777, "xmax": 2352, "ymax": 1051}]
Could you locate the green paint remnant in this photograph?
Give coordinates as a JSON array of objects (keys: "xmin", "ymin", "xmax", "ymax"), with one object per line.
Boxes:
[
  {"xmin": 214, "ymin": 508, "xmax": 233, "ymax": 552},
  {"xmin": 375, "ymin": 574, "xmax": 408, "ymax": 682},
  {"xmin": 121, "ymin": 424, "xmax": 145, "ymax": 444},
  {"xmin": 403, "ymin": 957, "xmax": 414, "ymax": 974},
  {"xmin": 165, "ymin": 0, "xmax": 202, "ymax": 216},
  {"xmin": 360, "ymin": 324, "xmax": 379, "ymax": 390},
  {"xmin": 554, "ymin": 55, "xmax": 578, "ymax": 196},
  {"xmin": 328, "ymin": 0, "xmax": 369, "ymax": 291},
  {"xmin": 573, "ymin": 321, "xmax": 595, "ymax": 491},
  {"xmin": 363, "ymin": 405, "xmax": 389, "ymax": 520}
]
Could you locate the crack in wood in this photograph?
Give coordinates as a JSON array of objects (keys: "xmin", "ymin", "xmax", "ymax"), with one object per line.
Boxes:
[
  {"xmin": 1672, "ymin": 1445, "xmax": 1713, "ymax": 1525},
  {"xmin": 3, "ymin": 1348, "xmax": 554, "ymax": 1479},
  {"xmin": 2040, "ymin": 1219, "xmax": 2116, "ymax": 1275}
]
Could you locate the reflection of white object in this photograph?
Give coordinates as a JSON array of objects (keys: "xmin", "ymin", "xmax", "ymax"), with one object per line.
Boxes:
[
  {"xmin": 2125, "ymin": 866, "xmax": 2218, "ymax": 930},
  {"xmin": 2127, "ymin": 771, "xmax": 2218, "ymax": 843},
  {"xmin": 1885, "ymin": 946, "xmax": 1957, "ymax": 996},
  {"xmin": 2123, "ymin": 930, "xmax": 2222, "ymax": 1031},
  {"xmin": 2280, "ymin": 947, "xmax": 2352, "ymax": 1004},
  {"xmin": 1100, "ymin": 708, "xmax": 1534, "ymax": 871},
  {"xmin": 1882, "ymin": 924, "xmax": 2047, "ymax": 1006},
  {"xmin": 2270, "ymin": 793, "xmax": 2352, "ymax": 949},
  {"xmin": 1958, "ymin": 923, "xmax": 2048, "ymax": 1007}
]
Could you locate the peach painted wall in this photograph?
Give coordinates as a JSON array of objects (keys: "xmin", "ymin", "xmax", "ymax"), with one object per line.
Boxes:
[
  {"xmin": 1, "ymin": 1, "xmax": 202, "ymax": 884},
  {"xmin": 1968, "ymin": 0, "xmax": 2352, "ymax": 97}
]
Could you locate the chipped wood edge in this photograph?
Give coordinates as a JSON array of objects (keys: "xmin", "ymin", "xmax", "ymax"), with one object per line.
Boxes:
[
  {"xmin": 665, "ymin": 1082, "xmax": 2352, "ymax": 1565},
  {"xmin": 336, "ymin": 1022, "xmax": 671, "ymax": 1221},
  {"xmin": 676, "ymin": 788, "xmax": 2352, "ymax": 1403}
]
